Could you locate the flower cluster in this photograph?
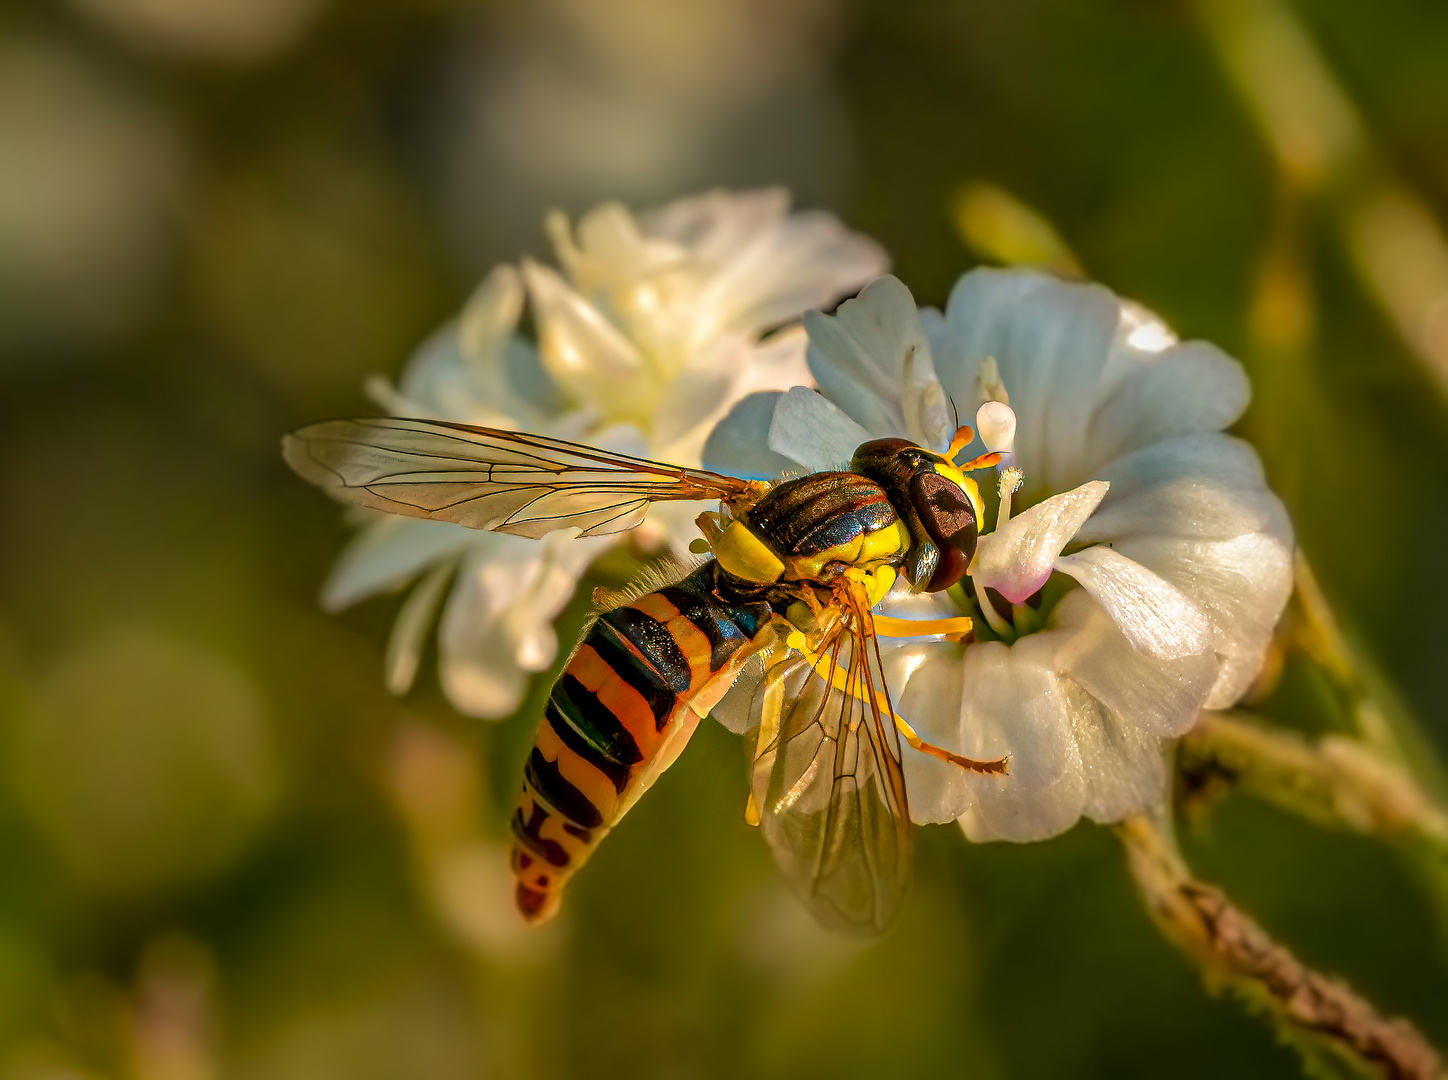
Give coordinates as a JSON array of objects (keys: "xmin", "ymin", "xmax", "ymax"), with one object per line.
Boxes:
[
  {"xmin": 319, "ymin": 187, "xmax": 1292, "ymax": 842},
  {"xmin": 323, "ymin": 189, "xmax": 886, "ymax": 718}
]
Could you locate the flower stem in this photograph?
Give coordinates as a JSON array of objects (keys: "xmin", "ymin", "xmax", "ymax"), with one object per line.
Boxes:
[
  {"xmin": 1178, "ymin": 709, "xmax": 1448, "ymax": 951},
  {"xmin": 1178, "ymin": 710, "xmax": 1448, "ymax": 848},
  {"xmin": 1192, "ymin": 553, "xmax": 1448, "ymax": 945},
  {"xmin": 1116, "ymin": 810, "xmax": 1444, "ymax": 1080},
  {"xmin": 1288, "ymin": 554, "xmax": 1448, "ymax": 802}
]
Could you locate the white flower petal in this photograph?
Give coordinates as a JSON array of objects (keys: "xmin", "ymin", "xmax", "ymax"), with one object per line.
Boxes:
[
  {"xmin": 1113, "ymin": 531, "xmax": 1294, "ymax": 708},
  {"xmin": 702, "ymin": 391, "xmax": 802, "ymax": 480},
  {"xmin": 640, "ymin": 188, "xmax": 791, "ymax": 266},
  {"xmin": 885, "ymin": 642, "xmax": 972, "ymax": 825},
  {"xmin": 1053, "ymin": 546, "xmax": 1214, "ymax": 661},
  {"xmin": 394, "ymin": 326, "xmax": 496, "ymax": 421},
  {"xmin": 437, "ymin": 533, "xmax": 605, "ymax": 719},
  {"xmin": 955, "ymin": 635, "xmax": 1086, "ymax": 844},
  {"xmin": 1083, "ymin": 432, "xmax": 1266, "ymax": 503},
  {"xmin": 394, "ymin": 325, "xmax": 556, "ymax": 428},
  {"xmin": 643, "ymin": 188, "xmax": 888, "ymax": 336},
  {"xmin": 919, "ymin": 306, "xmax": 983, "ymax": 416},
  {"xmin": 970, "ymin": 481, "xmax": 1110, "ymax": 603},
  {"xmin": 1084, "ymin": 340, "xmax": 1250, "ymax": 467},
  {"xmin": 1074, "ymin": 432, "xmax": 1290, "ymax": 546},
  {"xmin": 1051, "ymin": 589, "xmax": 1217, "ymax": 739},
  {"xmin": 456, "ymin": 264, "xmax": 524, "ymax": 373},
  {"xmin": 728, "ymin": 324, "xmax": 815, "ymax": 397},
  {"xmin": 652, "ymin": 332, "xmax": 751, "ymax": 452},
  {"xmin": 1078, "ymin": 476, "xmax": 1291, "ymax": 546},
  {"xmin": 322, "ymin": 517, "xmax": 482, "ymax": 612},
  {"xmin": 522, "ymin": 259, "xmax": 642, "ymax": 412},
  {"xmin": 1059, "ymin": 675, "xmax": 1171, "ymax": 825},
  {"xmin": 767, "ymin": 386, "xmax": 870, "ymax": 472},
  {"xmin": 548, "ymin": 203, "xmax": 678, "ymax": 306},
  {"xmin": 940, "ymin": 269, "xmax": 1119, "ymax": 496},
  {"xmin": 804, "ymin": 275, "xmax": 938, "ymax": 441},
  {"xmin": 384, "ymin": 560, "xmax": 455, "ymax": 696},
  {"xmin": 1096, "ymin": 299, "xmax": 1180, "ymax": 401},
  {"xmin": 666, "ymin": 325, "xmax": 815, "ymax": 468}
]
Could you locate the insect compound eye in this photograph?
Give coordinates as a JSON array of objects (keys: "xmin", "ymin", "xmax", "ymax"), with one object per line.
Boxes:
[{"xmin": 908, "ymin": 470, "xmax": 978, "ymax": 592}]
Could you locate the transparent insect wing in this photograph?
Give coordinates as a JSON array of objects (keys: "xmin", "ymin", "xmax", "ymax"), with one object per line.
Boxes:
[
  {"xmin": 746, "ymin": 629, "xmax": 913, "ymax": 935},
  {"xmin": 282, "ymin": 417, "xmax": 760, "ymax": 539}
]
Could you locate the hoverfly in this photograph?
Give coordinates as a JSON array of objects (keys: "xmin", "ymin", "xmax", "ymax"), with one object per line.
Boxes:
[{"xmin": 284, "ymin": 415, "xmax": 1008, "ymax": 933}]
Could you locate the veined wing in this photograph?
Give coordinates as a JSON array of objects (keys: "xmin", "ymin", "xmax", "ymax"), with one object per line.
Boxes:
[
  {"xmin": 283, "ymin": 417, "xmax": 765, "ymax": 539},
  {"xmin": 744, "ymin": 603, "xmax": 912, "ymax": 934}
]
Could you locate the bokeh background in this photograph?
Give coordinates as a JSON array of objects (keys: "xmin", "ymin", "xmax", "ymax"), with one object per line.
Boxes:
[{"xmin": 2, "ymin": 0, "xmax": 1448, "ymax": 1076}]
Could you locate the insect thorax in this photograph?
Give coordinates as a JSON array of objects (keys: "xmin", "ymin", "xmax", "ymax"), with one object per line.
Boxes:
[{"xmin": 712, "ymin": 472, "xmax": 911, "ymax": 588}]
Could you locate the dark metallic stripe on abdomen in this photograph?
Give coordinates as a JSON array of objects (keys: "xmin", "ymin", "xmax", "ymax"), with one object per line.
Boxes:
[
  {"xmin": 551, "ymin": 676, "xmax": 643, "ymax": 765},
  {"xmin": 597, "ymin": 607, "xmax": 692, "ymax": 694},
  {"xmin": 589, "ymin": 622, "xmax": 678, "ymax": 728},
  {"xmin": 525, "ymin": 748, "xmax": 604, "ymax": 829},
  {"xmin": 543, "ymin": 701, "xmax": 632, "ymax": 794},
  {"xmin": 657, "ymin": 585, "xmax": 749, "ymax": 671}
]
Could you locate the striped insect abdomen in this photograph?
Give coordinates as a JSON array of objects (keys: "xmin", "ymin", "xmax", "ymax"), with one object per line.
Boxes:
[{"xmin": 509, "ymin": 563, "xmax": 772, "ymax": 922}]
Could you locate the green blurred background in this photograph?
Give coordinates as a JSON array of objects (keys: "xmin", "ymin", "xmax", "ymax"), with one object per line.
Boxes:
[{"xmin": 2, "ymin": 0, "xmax": 1447, "ymax": 1076}]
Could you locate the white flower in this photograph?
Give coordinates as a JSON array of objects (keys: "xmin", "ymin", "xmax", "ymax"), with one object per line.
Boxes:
[
  {"xmin": 705, "ymin": 271, "xmax": 1294, "ymax": 842},
  {"xmin": 323, "ymin": 188, "xmax": 887, "ymax": 718}
]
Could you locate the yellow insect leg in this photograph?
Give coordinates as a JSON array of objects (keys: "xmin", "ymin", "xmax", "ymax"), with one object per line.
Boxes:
[
  {"xmin": 873, "ymin": 614, "xmax": 974, "ymax": 642},
  {"xmin": 892, "ymin": 713, "xmax": 1009, "ymax": 775},
  {"xmin": 788, "ymin": 619, "xmax": 1007, "ymax": 777}
]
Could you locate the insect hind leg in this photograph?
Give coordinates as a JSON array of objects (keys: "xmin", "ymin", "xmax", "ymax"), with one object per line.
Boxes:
[
  {"xmin": 873, "ymin": 613, "xmax": 974, "ymax": 643},
  {"xmin": 893, "ymin": 713, "xmax": 1008, "ymax": 775}
]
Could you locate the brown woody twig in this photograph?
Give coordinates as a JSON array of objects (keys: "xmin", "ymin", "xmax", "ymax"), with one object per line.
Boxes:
[{"xmin": 1118, "ymin": 812, "xmax": 1443, "ymax": 1080}]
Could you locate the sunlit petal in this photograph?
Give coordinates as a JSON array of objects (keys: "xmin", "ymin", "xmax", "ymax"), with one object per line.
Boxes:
[
  {"xmin": 1053, "ymin": 546, "xmax": 1214, "ymax": 661},
  {"xmin": 955, "ymin": 635, "xmax": 1086, "ymax": 844},
  {"xmin": 1114, "ymin": 531, "xmax": 1294, "ymax": 709},
  {"xmin": 522, "ymin": 258, "xmax": 642, "ymax": 409},
  {"xmin": 940, "ymin": 269, "xmax": 1119, "ymax": 496}
]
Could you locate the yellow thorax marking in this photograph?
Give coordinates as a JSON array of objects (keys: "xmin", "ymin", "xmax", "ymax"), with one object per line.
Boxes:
[
  {"xmin": 786, "ymin": 518, "xmax": 910, "ymax": 583},
  {"xmin": 713, "ymin": 518, "xmax": 785, "ymax": 583}
]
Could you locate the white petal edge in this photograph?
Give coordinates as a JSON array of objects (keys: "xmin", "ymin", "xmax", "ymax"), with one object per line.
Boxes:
[
  {"xmin": 955, "ymin": 634, "xmax": 1086, "ymax": 843},
  {"xmin": 521, "ymin": 258, "xmax": 641, "ymax": 411},
  {"xmin": 1052, "ymin": 545, "xmax": 1214, "ymax": 661},
  {"xmin": 1113, "ymin": 531, "xmax": 1294, "ymax": 708},
  {"xmin": 385, "ymin": 560, "xmax": 455, "ymax": 695},
  {"xmin": 702, "ymin": 391, "xmax": 801, "ymax": 479},
  {"xmin": 767, "ymin": 386, "xmax": 871, "ymax": 472},
  {"xmin": 322, "ymin": 517, "xmax": 483, "ymax": 612},
  {"xmin": 803, "ymin": 275, "xmax": 925, "ymax": 440},
  {"xmin": 969, "ymin": 480, "xmax": 1109, "ymax": 603}
]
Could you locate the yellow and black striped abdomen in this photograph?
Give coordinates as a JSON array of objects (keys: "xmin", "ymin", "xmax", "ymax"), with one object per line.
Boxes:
[{"xmin": 509, "ymin": 563, "xmax": 773, "ymax": 922}]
